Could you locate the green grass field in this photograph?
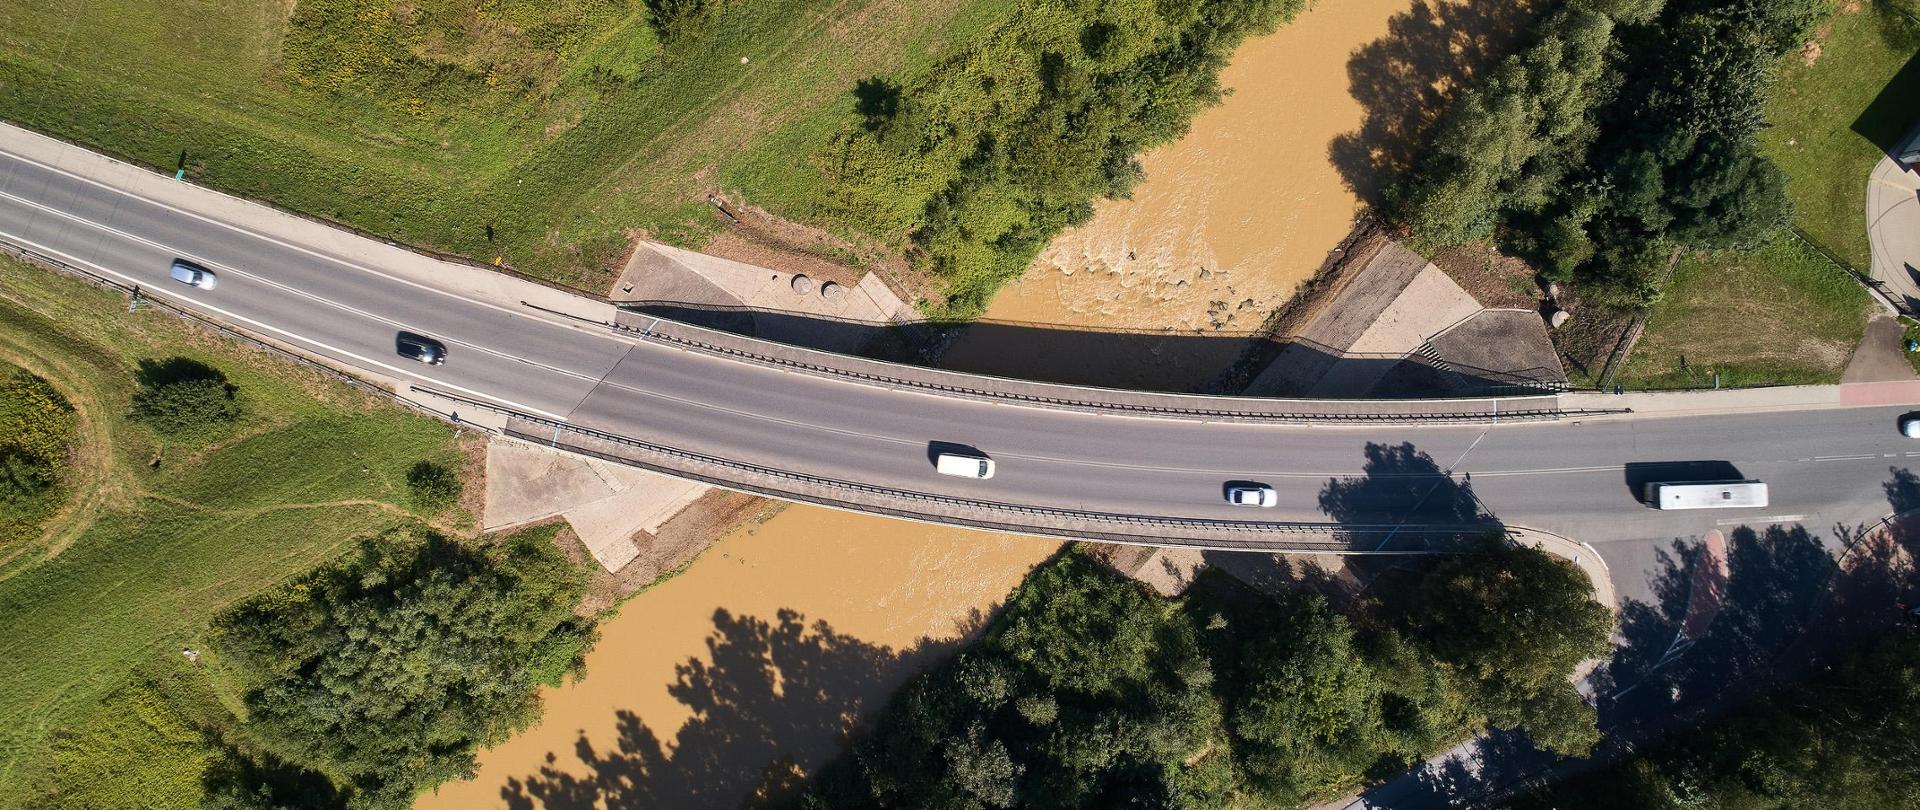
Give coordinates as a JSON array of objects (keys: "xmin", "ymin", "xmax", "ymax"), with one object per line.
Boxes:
[
  {"xmin": 0, "ymin": 0, "xmax": 1010, "ymax": 290},
  {"xmin": 1616, "ymin": 1, "xmax": 1911, "ymax": 386},
  {"xmin": 1615, "ymin": 236, "xmax": 1871, "ymax": 388},
  {"xmin": 0, "ymin": 257, "xmax": 467, "ymax": 801},
  {"xmin": 1759, "ymin": 0, "xmax": 1920, "ymax": 270}
]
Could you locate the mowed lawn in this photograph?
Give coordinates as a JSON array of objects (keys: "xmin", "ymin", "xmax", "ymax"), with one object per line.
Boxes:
[
  {"xmin": 0, "ymin": 0, "xmax": 1010, "ymax": 290},
  {"xmin": 1759, "ymin": 0, "xmax": 1920, "ymax": 269},
  {"xmin": 0, "ymin": 258, "xmax": 464, "ymax": 797},
  {"xmin": 1615, "ymin": 236, "xmax": 1870, "ymax": 388},
  {"xmin": 1619, "ymin": 2, "xmax": 1909, "ymax": 386}
]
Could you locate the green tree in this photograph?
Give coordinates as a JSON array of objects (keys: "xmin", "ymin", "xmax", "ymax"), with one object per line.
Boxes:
[
  {"xmin": 818, "ymin": 0, "xmax": 1308, "ymax": 315},
  {"xmin": 1509, "ymin": 634, "xmax": 1920, "ymax": 809},
  {"xmin": 210, "ymin": 527, "xmax": 595, "ymax": 808},
  {"xmin": 993, "ymin": 554, "xmax": 1163, "ymax": 697},
  {"xmin": 1230, "ymin": 597, "xmax": 1385, "ymax": 800},
  {"xmin": 1392, "ymin": 8, "xmax": 1619, "ymax": 245},
  {"xmin": 1407, "ymin": 536, "xmax": 1613, "ymax": 755},
  {"xmin": 1393, "ymin": 0, "xmax": 1821, "ymax": 300}
]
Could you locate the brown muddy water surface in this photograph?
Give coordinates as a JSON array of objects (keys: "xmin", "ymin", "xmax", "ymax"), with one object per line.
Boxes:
[
  {"xmin": 947, "ymin": 0, "xmax": 1532, "ymax": 388},
  {"xmin": 417, "ymin": 506, "xmax": 1057, "ymax": 810}
]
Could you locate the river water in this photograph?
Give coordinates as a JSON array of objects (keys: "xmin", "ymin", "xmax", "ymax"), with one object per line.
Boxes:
[
  {"xmin": 951, "ymin": 0, "xmax": 1530, "ymax": 363},
  {"xmin": 417, "ymin": 506, "xmax": 1057, "ymax": 809},
  {"xmin": 419, "ymin": 0, "xmax": 1530, "ymax": 805}
]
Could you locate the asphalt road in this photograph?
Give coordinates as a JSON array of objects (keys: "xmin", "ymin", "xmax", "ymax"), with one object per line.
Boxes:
[{"xmin": 3, "ymin": 147, "xmax": 1917, "ymax": 606}]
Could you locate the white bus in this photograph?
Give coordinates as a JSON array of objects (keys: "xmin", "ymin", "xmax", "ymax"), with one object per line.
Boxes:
[{"xmin": 1644, "ymin": 481, "xmax": 1768, "ymax": 510}]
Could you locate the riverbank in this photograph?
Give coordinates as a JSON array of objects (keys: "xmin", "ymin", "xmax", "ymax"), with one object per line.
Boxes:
[{"xmin": 417, "ymin": 506, "xmax": 1058, "ymax": 809}]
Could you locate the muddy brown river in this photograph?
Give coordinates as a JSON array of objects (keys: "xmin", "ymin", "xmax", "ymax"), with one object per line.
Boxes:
[
  {"xmin": 964, "ymin": 0, "xmax": 1527, "ymax": 336},
  {"xmin": 419, "ymin": 0, "xmax": 1530, "ymax": 805},
  {"xmin": 417, "ymin": 506, "xmax": 1057, "ymax": 809}
]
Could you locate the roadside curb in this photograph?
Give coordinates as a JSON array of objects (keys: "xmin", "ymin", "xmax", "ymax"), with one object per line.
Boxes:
[{"xmin": 0, "ymin": 121, "xmax": 619, "ymax": 332}]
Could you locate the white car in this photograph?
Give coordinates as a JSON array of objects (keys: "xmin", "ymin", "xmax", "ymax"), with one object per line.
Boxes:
[
  {"xmin": 1225, "ymin": 482, "xmax": 1276, "ymax": 508},
  {"xmin": 934, "ymin": 452, "xmax": 995, "ymax": 479},
  {"xmin": 1902, "ymin": 414, "xmax": 1920, "ymax": 438},
  {"xmin": 168, "ymin": 259, "xmax": 217, "ymax": 290}
]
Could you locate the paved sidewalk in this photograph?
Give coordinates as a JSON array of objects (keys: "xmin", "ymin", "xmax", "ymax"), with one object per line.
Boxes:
[
  {"xmin": 0, "ymin": 121, "xmax": 618, "ymax": 328},
  {"xmin": 1562, "ymin": 381, "xmax": 1920, "ymax": 417},
  {"xmin": 1842, "ymin": 314, "xmax": 1919, "ymax": 383},
  {"xmin": 1868, "ymin": 152, "xmax": 1920, "ymax": 312}
]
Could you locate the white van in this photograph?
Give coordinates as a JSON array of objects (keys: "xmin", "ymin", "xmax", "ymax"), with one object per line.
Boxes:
[
  {"xmin": 935, "ymin": 452, "xmax": 995, "ymax": 479},
  {"xmin": 1644, "ymin": 481, "xmax": 1768, "ymax": 510}
]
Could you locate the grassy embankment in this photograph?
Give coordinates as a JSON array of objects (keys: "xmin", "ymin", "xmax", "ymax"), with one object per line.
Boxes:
[
  {"xmin": 0, "ymin": 363, "xmax": 75, "ymax": 544},
  {"xmin": 1617, "ymin": 1, "xmax": 1915, "ymax": 386},
  {"xmin": 0, "ymin": 0, "xmax": 1015, "ymax": 291},
  {"xmin": 0, "ymin": 257, "xmax": 468, "ymax": 805},
  {"xmin": 2, "ymin": 0, "xmax": 1298, "ymax": 314}
]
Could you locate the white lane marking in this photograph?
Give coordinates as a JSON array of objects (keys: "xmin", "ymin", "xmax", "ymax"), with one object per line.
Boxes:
[
  {"xmin": 1816, "ymin": 454, "xmax": 1876, "ymax": 462},
  {"xmin": 0, "ymin": 230, "xmax": 569, "ymax": 420},
  {"xmin": 1372, "ymin": 429, "xmax": 1491, "ymax": 551},
  {"xmin": 0, "ymin": 188, "xmax": 613, "ymax": 384},
  {"xmin": 0, "ymin": 149, "xmax": 615, "ymax": 336},
  {"xmin": 1715, "ymin": 514, "xmax": 1806, "ymax": 526},
  {"xmin": 580, "ymin": 366, "xmax": 1920, "ymax": 481}
]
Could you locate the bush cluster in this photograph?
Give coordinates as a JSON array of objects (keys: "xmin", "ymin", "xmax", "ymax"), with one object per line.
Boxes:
[
  {"xmin": 128, "ymin": 357, "xmax": 241, "ymax": 437},
  {"xmin": 0, "ymin": 368, "xmax": 76, "ymax": 510},
  {"xmin": 405, "ymin": 460, "xmax": 462, "ymax": 509},
  {"xmin": 283, "ymin": 0, "xmax": 633, "ymax": 111},
  {"xmin": 1390, "ymin": 0, "xmax": 1826, "ymax": 304},
  {"xmin": 799, "ymin": 538, "xmax": 1612, "ymax": 808}
]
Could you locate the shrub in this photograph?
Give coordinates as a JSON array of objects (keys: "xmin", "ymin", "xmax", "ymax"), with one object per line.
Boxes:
[
  {"xmin": 0, "ymin": 367, "xmax": 77, "ymax": 530},
  {"xmin": 128, "ymin": 358, "xmax": 239, "ymax": 436},
  {"xmin": 405, "ymin": 460, "xmax": 462, "ymax": 509}
]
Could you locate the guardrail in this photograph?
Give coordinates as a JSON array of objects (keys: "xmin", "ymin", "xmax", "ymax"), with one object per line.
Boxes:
[
  {"xmin": 0, "ymin": 240, "xmax": 472, "ymax": 430},
  {"xmin": 2, "ymin": 241, "xmax": 1539, "ymax": 552},
  {"xmin": 522, "ymin": 301, "xmax": 1626, "ymax": 425},
  {"xmin": 412, "ymin": 384, "xmax": 1495, "ymax": 553}
]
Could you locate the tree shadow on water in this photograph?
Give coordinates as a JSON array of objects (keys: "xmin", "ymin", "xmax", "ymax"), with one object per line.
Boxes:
[
  {"xmin": 499, "ymin": 606, "xmax": 978, "ymax": 810},
  {"xmin": 1328, "ymin": 0, "xmax": 1542, "ymax": 204}
]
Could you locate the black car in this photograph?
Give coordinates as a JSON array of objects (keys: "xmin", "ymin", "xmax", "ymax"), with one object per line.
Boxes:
[{"xmin": 395, "ymin": 331, "xmax": 447, "ymax": 366}]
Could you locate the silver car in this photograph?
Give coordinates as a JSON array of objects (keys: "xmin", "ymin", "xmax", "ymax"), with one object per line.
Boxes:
[{"xmin": 168, "ymin": 259, "xmax": 217, "ymax": 290}]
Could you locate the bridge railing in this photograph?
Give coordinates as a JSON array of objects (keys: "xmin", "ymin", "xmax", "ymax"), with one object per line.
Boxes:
[
  {"xmin": 525, "ymin": 300, "xmax": 1630, "ymax": 425},
  {"xmin": 406, "ymin": 384, "xmax": 1499, "ymax": 554}
]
